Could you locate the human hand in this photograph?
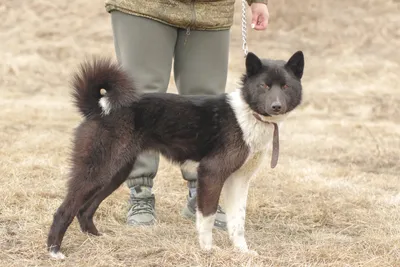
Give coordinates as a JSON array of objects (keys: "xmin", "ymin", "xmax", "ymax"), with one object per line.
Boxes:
[{"xmin": 250, "ymin": 3, "xmax": 269, "ymax": 31}]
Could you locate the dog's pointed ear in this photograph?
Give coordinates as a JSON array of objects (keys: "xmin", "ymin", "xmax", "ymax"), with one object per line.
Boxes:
[
  {"xmin": 246, "ymin": 52, "xmax": 263, "ymax": 77},
  {"xmin": 285, "ymin": 51, "xmax": 304, "ymax": 79}
]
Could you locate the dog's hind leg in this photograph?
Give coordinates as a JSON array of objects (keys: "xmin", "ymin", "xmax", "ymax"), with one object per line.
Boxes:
[
  {"xmin": 47, "ymin": 158, "xmax": 134, "ymax": 259},
  {"xmin": 47, "ymin": 175, "xmax": 102, "ymax": 259},
  {"xmin": 77, "ymin": 160, "xmax": 135, "ymax": 235},
  {"xmin": 47, "ymin": 134, "xmax": 136, "ymax": 258},
  {"xmin": 76, "ymin": 188, "xmax": 104, "ymax": 236}
]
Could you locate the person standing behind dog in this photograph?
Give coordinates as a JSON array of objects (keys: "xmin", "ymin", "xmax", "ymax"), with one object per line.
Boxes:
[{"xmin": 104, "ymin": 0, "xmax": 269, "ymax": 229}]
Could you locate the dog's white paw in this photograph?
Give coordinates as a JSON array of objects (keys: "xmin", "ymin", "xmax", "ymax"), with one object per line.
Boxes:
[
  {"xmin": 233, "ymin": 242, "xmax": 259, "ymax": 256},
  {"xmin": 199, "ymin": 231, "xmax": 213, "ymax": 252},
  {"xmin": 49, "ymin": 251, "xmax": 65, "ymax": 260},
  {"xmin": 200, "ymin": 242, "xmax": 214, "ymax": 251},
  {"xmin": 201, "ymin": 245, "xmax": 221, "ymax": 254},
  {"xmin": 234, "ymin": 247, "xmax": 259, "ymax": 256}
]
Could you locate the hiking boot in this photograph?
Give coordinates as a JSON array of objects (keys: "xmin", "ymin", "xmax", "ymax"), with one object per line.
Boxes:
[
  {"xmin": 181, "ymin": 194, "xmax": 227, "ymax": 231},
  {"xmin": 127, "ymin": 186, "xmax": 156, "ymax": 226}
]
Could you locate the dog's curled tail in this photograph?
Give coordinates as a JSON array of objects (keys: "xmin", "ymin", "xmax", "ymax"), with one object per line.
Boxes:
[{"xmin": 71, "ymin": 57, "xmax": 139, "ymax": 118}]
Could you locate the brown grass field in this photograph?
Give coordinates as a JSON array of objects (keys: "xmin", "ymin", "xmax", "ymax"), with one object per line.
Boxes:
[{"xmin": 1, "ymin": 0, "xmax": 400, "ymax": 266}]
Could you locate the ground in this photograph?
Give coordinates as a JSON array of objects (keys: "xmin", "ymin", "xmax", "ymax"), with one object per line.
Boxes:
[{"xmin": 1, "ymin": 0, "xmax": 400, "ymax": 266}]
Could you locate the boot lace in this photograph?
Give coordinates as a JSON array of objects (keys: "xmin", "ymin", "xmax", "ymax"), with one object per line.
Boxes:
[{"xmin": 129, "ymin": 197, "xmax": 154, "ymax": 215}]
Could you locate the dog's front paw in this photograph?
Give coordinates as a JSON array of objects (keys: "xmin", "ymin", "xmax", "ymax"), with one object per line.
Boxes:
[
  {"xmin": 234, "ymin": 246, "xmax": 259, "ymax": 256},
  {"xmin": 232, "ymin": 239, "xmax": 259, "ymax": 256},
  {"xmin": 233, "ymin": 237, "xmax": 248, "ymax": 251},
  {"xmin": 199, "ymin": 231, "xmax": 213, "ymax": 251},
  {"xmin": 200, "ymin": 244, "xmax": 212, "ymax": 251},
  {"xmin": 49, "ymin": 251, "xmax": 66, "ymax": 260},
  {"xmin": 199, "ymin": 236, "xmax": 220, "ymax": 252},
  {"xmin": 200, "ymin": 240, "xmax": 213, "ymax": 251},
  {"xmin": 201, "ymin": 244, "xmax": 221, "ymax": 254}
]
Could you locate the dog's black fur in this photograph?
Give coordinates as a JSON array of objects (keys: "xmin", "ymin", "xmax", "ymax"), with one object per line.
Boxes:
[{"xmin": 47, "ymin": 51, "xmax": 304, "ymax": 258}]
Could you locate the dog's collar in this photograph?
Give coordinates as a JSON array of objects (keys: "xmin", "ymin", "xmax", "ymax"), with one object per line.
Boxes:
[{"xmin": 252, "ymin": 112, "xmax": 280, "ymax": 169}]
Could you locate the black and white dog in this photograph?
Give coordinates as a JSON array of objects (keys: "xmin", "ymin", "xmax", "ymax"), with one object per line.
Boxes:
[{"xmin": 47, "ymin": 51, "xmax": 304, "ymax": 259}]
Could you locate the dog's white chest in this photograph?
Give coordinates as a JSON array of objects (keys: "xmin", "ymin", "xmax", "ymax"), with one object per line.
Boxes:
[
  {"xmin": 227, "ymin": 90, "xmax": 287, "ymax": 176},
  {"xmin": 241, "ymin": 121, "xmax": 275, "ymax": 153},
  {"xmin": 227, "ymin": 90, "xmax": 282, "ymax": 153}
]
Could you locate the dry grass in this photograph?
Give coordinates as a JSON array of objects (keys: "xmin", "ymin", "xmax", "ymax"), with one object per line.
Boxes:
[{"xmin": 1, "ymin": 0, "xmax": 400, "ymax": 266}]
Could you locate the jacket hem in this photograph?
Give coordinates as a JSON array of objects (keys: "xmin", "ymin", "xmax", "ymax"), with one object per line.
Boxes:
[{"xmin": 105, "ymin": 5, "xmax": 232, "ymax": 31}]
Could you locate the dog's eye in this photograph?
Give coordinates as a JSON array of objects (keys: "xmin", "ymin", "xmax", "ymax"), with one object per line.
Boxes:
[
  {"xmin": 259, "ymin": 83, "xmax": 270, "ymax": 89},
  {"xmin": 282, "ymin": 84, "xmax": 289, "ymax": 90}
]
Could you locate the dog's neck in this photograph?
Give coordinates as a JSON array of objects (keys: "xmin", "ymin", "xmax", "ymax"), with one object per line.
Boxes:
[{"xmin": 228, "ymin": 90, "xmax": 285, "ymax": 168}]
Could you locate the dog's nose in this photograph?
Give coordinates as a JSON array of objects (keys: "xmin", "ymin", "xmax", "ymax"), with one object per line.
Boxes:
[{"xmin": 271, "ymin": 102, "xmax": 282, "ymax": 112}]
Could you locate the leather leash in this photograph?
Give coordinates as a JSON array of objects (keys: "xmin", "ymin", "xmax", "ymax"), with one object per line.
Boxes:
[{"xmin": 252, "ymin": 113, "xmax": 280, "ymax": 168}]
